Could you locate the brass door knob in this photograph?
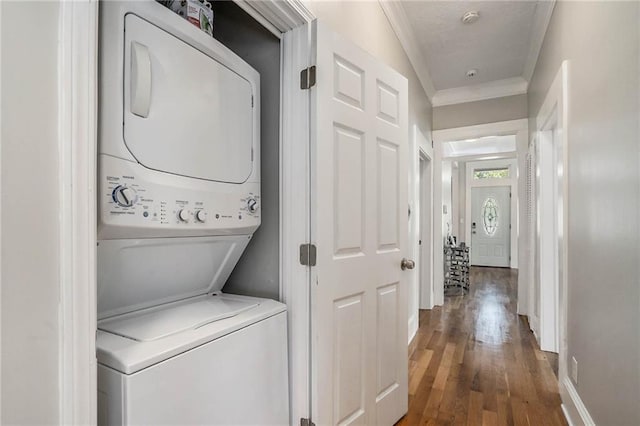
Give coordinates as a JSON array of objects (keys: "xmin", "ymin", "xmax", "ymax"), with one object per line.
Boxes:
[{"xmin": 401, "ymin": 258, "xmax": 415, "ymax": 270}]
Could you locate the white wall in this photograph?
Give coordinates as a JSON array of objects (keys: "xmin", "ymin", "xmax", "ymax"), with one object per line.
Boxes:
[
  {"xmin": 528, "ymin": 2, "xmax": 640, "ymax": 423},
  {"xmin": 1, "ymin": 1, "xmax": 62, "ymax": 423},
  {"xmin": 441, "ymin": 161, "xmax": 453, "ymax": 240},
  {"xmin": 451, "ymin": 163, "xmax": 459, "ymax": 238},
  {"xmin": 457, "ymin": 163, "xmax": 466, "ymax": 240}
]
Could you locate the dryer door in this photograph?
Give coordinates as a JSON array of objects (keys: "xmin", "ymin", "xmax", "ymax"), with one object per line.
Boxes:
[{"xmin": 123, "ymin": 14, "xmax": 255, "ymax": 184}]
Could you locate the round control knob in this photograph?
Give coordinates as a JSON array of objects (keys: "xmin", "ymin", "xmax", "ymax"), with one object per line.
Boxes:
[
  {"xmin": 112, "ymin": 185, "xmax": 137, "ymax": 207},
  {"xmin": 178, "ymin": 209, "xmax": 190, "ymax": 222},
  {"xmin": 247, "ymin": 198, "xmax": 258, "ymax": 213},
  {"xmin": 195, "ymin": 210, "xmax": 207, "ymax": 223}
]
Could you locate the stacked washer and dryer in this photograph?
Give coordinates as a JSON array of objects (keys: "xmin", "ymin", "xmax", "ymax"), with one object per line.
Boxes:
[{"xmin": 96, "ymin": 2, "xmax": 289, "ymax": 424}]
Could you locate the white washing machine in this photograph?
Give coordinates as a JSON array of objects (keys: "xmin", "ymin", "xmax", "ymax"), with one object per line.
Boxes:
[{"xmin": 96, "ymin": 2, "xmax": 288, "ymax": 424}]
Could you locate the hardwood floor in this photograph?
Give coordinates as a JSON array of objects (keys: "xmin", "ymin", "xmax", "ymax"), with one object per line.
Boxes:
[{"xmin": 396, "ymin": 267, "xmax": 567, "ymax": 426}]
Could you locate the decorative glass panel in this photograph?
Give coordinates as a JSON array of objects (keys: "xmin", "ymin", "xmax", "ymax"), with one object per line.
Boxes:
[
  {"xmin": 482, "ymin": 198, "xmax": 499, "ymax": 236},
  {"xmin": 474, "ymin": 168, "xmax": 510, "ymax": 179}
]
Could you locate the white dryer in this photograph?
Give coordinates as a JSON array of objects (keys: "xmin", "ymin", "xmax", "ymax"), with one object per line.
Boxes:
[{"xmin": 96, "ymin": 2, "xmax": 288, "ymax": 424}]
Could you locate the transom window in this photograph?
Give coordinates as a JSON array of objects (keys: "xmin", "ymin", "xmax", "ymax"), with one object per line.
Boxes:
[{"xmin": 473, "ymin": 167, "xmax": 510, "ymax": 180}]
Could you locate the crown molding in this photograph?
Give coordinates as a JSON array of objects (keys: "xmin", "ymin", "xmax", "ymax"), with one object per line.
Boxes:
[
  {"xmin": 523, "ymin": 0, "xmax": 556, "ymax": 82},
  {"xmin": 379, "ymin": 0, "xmax": 436, "ymax": 100},
  {"xmin": 431, "ymin": 77, "xmax": 528, "ymax": 107},
  {"xmin": 379, "ymin": 0, "xmax": 555, "ymax": 107}
]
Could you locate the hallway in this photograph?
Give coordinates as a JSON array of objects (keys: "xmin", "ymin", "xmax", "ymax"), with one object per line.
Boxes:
[{"xmin": 398, "ymin": 268, "xmax": 566, "ymax": 426}]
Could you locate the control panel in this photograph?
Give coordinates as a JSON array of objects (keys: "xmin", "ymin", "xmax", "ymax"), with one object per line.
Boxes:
[{"xmin": 99, "ymin": 155, "xmax": 260, "ymax": 239}]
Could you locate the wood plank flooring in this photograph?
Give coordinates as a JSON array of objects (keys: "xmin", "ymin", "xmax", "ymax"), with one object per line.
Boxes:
[{"xmin": 396, "ymin": 267, "xmax": 567, "ymax": 426}]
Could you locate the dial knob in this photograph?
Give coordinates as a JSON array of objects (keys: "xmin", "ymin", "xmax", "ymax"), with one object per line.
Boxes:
[
  {"xmin": 195, "ymin": 210, "xmax": 207, "ymax": 223},
  {"xmin": 247, "ymin": 198, "xmax": 258, "ymax": 213},
  {"xmin": 112, "ymin": 185, "xmax": 137, "ymax": 207},
  {"xmin": 178, "ymin": 209, "xmax": 190, "ymax": 222}
]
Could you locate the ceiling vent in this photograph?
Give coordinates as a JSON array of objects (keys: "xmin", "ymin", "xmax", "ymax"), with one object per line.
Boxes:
[{"xmin": 461, "ymin": 11, "xmax": 480, "ymax": 24}]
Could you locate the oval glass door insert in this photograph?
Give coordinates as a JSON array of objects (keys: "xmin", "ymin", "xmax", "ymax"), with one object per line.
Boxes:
[{"xmin": 482, "ymin": 197, "xmax": 499, "ymax": 236}]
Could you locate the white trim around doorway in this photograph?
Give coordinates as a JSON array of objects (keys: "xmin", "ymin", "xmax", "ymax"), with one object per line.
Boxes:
[
  {"xmin": 418, "ymin": 148, "xmax": 434, "ymax": 312},
  {"xmin": 432, "ymin": 119, "xmax": 529, "ymax": 312},
  {"xmin": 280, "ymin": 23, "xmax": 314, "ymax": 425},
  {"xmin": 409, "ymin": 125, "xmax": 434, "ymax": 344},
  {"xmin": 58, "ymin": 2, "xmax": 98, "ymax": 424},
  {"xmin": 533, "ymin": 61, "xmax": 574, "ymax": 424}
]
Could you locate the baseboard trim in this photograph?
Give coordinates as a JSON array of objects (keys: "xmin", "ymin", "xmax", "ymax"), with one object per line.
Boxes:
[
  {"xmin": 408, "ymin": 315, "xmax": 419, "ymax": 345},
  {"xmin": 560, "ymin": 376, "xmax": 596, "ymax": 426}
]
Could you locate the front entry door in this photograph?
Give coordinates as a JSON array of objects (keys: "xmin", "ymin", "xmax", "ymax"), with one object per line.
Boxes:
[
  {"xmin": 470, "ymin": 186, "xmax": 511, "ymax": 267},
  {"xmin": 310, "ymin": 21, "xmax": 409, "ymax": 426}
]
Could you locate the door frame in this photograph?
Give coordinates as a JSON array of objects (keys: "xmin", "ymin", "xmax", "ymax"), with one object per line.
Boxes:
[
  {"xmin": 465, "ymin": 158, "xmax": 517, "ymax": 268},
  {"xmin": 525, "ymin": 141, "xmax": 540, "ymax": 338},
  {"xmin": 535, "ymin": 124, "xmax": 559, "ymax": 353},
  {"xmin": 418, "ymin": 149, "xmax": 434, "ymax": 312},
  {"xmin": 57, "ymin": 2, "xmax": 99, "ymax": 423},
  {"xmin": 409, "ymin": 125, "xmax": 434, "ymax": 343},
  {"xmin": 60, "ymin": 1, "xmax": 315, "ymax": 424},
  {"xmin": 533, "ymin": 62, "xmax": 569, "ymax": 393},
  {"xmin": 432, "ymin": 119, "xmax": 528, "ymax": 311}
]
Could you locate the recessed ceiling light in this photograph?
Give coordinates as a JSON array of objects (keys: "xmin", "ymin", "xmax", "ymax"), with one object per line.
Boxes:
[
  {"xmin": 461, "ymin": 11, "xmax": 480, "ymax": 24},
  {"xmin": 466, "ymin": 69, "xmax": 478, "ymax": 78}
]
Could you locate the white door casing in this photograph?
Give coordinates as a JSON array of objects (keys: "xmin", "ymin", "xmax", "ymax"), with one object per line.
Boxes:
[
  {"xmin": 536, "ymin": 126, "xmax": 559, "ymax": 353},
  {"xmin": 433, "ymin": 120, "xmax": 527, "ymax": 309},
  {"xmin": 408, "ymin": 128, "xmax": 419, "ymax": 344},
  {"xmin": 310, "ymin": 21, "xmax": 409, "ymax": 426},
  {"xmin": 408, "ymin": 126, "xmax": 431, "ymax": 341},
  {"xmin": 470, "ymin": 186, "xmax": 511, "ymax": 267},
  {"xmin": 526, "ymin": 141, "xmax": 540, "ymax": 338},
  {"xmin": 535, "ymin": 61, "xmax": 568, "ymax": 358},
  {"xmin": 534, "ymin": 61, "xmax": 568, "ymax": 358},
  {"xmin": 418, "ymin": 151, "xmax": 433, "ymax": 311}
]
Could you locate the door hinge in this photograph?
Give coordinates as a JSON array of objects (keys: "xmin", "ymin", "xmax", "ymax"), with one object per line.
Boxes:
[
  {"xmin": 299, "ymin": 243, "xmax": 317, "ymax": 266},
  {"xmin": 300, "ymin": 66, "xmax": 317, "ymax": 90},
  {"xmin": 301, "ymin": 418, "xmax": 315, "ymax": 426},
  {"xmin": 251, "ymin": 95, "xmax": 254, "ymax": 108}
]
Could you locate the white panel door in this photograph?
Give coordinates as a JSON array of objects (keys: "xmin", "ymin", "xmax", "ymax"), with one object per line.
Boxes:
[
  {"xmin": 310, "ymin": 21, "xmax": 409, "ymax": 426},
  {"xmin": 470, "ymin": 186, "xmax": 511, "ymax": 267}
]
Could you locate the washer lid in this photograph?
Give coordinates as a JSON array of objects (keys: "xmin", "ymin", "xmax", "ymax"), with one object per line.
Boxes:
[
  {"xmin": 123, "ymin": 13, "xmax": 255, "ymax": 184},
  {"xmin": 97, "ymin": 235, "xmax": 251, "ymax": 320},
  {"xmin": 96, "ymin": 295, "xmax": 287, "ymax": 374},
  {"xmin": 99, "ymin": 295, "xmax": 259, "ymax": 342}
]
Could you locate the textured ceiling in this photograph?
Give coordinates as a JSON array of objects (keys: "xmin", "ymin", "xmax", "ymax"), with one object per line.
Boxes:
[{"xmin": 401, "ymin": 1, "xmax": 540, "ymax": 91}]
